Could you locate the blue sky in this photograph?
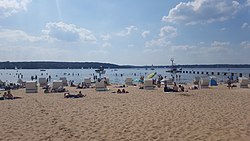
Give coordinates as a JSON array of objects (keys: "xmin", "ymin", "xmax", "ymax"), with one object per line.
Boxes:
[{"xmin": 0, "ymin": 0, "xmax": 250, "ymax": 65}]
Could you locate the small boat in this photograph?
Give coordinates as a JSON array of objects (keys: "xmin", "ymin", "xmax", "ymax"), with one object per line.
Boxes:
[
  {"xmin": 40, "ymin": 69, "xmax": 46, "ymax": 71},
  {"xmin": 150, "ymin": 64, "xmax": 155, "ymax": 70},
  {"xmin": 95, "ymin": 66, "xmax": 106, "ymax": 79},
  {"xmin": 166, "ymin": 68, "xmax": 182, "ymax": 73},
  {"xmin": 166, "ymin": 58, "xmax": 182, "ymax": 73}
]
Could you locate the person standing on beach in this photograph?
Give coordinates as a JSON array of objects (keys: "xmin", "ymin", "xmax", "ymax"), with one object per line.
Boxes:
[{"xmin": 227, "ymin": 76, "xmax": 232, "ymax": 89}]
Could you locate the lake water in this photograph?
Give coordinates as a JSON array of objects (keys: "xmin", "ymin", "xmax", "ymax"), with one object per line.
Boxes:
[{"xmin": 1, "ymin": 68, "xmax": 250, "ymax": 85}]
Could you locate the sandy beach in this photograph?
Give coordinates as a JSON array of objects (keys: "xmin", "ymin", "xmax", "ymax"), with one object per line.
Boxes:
[{"xmin": 0, "ymin": 85, "xmax": 250, "ymax": 141}]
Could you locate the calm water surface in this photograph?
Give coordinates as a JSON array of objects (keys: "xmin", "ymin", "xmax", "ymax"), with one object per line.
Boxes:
[{"xmin": 0, "ymin": 68, "xmax": 250, "ymax": 85}]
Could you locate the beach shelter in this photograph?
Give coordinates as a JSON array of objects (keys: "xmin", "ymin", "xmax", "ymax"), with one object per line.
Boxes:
[
  {"xmin": 144, "ymin": 79, "xmax": 155, "ymax": 90},
  {"xmin": 26, "ymin": 81, "xmax": 38, "ymax": 93},
  {"xmin": 199, "ymin": 76, "xmax": 209, "ymax": 89},
  {"xmin": 125, "ymin": 78, "xmax": 133, "ymax": 85},
  {"xmin": 95, "ymin": 80, "xmax": 108, "ymax": 91},
  {"xmin": 84, "ymin": 78, "xmax": 91, "ymax": 87},
  {"xmin": 238, "ymin": 77, "xmax": 249, "ymax": 88},
  {"xmin": 39, "ymin": 78, "xmax": 47, "ymax": 87},
  {"xmin": 59, "ymin": 77, "xmax": 68, "ymax": 86},
  {"xmin": 209, "ymin": 76, "xmax": 218, "ymax": 86},
  {"xmin": 52, "ymin": 80, "xmax": 63, "ymax": 90},
  {"xmin": 147, "ymin": 72, "xmax": 157, "ymax": 79},
  {"xmin": 0, "ymin": 79, "xmax": 5, "ymax": 87},
  {"xmin": 17, "ymin": 79, "xmax": 25, "ymax": 88}
]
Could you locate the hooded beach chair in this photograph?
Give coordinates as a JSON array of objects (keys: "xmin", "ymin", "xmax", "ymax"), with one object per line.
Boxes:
[
  {"xmin": 144, "ymin": 79, "xmax": 155, "ymax": 90},
  {"xmin": 125, "ymin": 78, "xmax": 133, "ymax": 86},
  {"xmin": 39, "ymin": 78, "xmax": 47, "ymax": 87},
  {"xmin": 26, "ymin": 81, "xmax": 38, "ymax": 93},
  {"xmin": 95, "ymin": 80, "xmax": 108, "ymax": 91},
  {"xmin": 238, "ymin": 77, "xmax": 249, "ymax": 88},
  {"xmin": 59, "ymin": 77, "xmax": 68, "ymax": 86}
]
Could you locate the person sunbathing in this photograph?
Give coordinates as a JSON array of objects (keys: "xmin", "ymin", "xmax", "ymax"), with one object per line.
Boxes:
[
  {"xmin": 3, "ymin": 91, "xmax": 14, "ymax": 100},
  {"xmin": 64, "ymin": 91, "xmax": 86, "ymax": 98},
  {"xmin": 117, "ymin": 89, "xmax": 122, "ymax": 93},
  {"xmin": 75, "ymin": 91, "xmax": 86, "ymax": 98},
  {"xmin": 121, "ymin": 89, "xmax": 129, "ymax": 93}
]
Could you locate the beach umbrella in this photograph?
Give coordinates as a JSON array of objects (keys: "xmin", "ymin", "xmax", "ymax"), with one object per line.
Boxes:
[{"xmin": 147, "ymin": 72, "xmax": 157, "ymax": 79}]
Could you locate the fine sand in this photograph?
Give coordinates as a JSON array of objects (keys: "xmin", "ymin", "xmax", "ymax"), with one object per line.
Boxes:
[{"xmin": 0, "ymin": 85, "xmax": 250, "ymax": 141}]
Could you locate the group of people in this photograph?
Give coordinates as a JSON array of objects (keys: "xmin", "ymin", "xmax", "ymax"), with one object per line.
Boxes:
[
  {"xmin": 164, "ymin": 82, "xmax": 185, "ymax": 93},
  {"xmin": 64, "ymin": 91, "xmax": 86, "ymax": 98},
  {"xmin": 0, "ymin": 90, "xmax": 14, "ymax": 100},
  {"xmin": 116, "ymin": 89, "xmax": 129, "ymax": 94}
]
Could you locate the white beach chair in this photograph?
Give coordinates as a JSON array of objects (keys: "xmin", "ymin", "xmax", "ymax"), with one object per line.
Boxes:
[
  {"xmin": 39, "ymin": 78, "xmax": 47, "ymax": 87},
  {"xmin": 84, "ymin": 78, "xmax": 91, "ymax": 87},
  {"xmin": 59, "ymin": 77, "xmax": 68, "ymax": 86},
  {"xmin": 95, "ymin": 81, "xmax": 108, "ymax": 91},
  {"xmin": 238, "ymin": 77, "xmax": 249, "ymax": 88},
  {"xmin": 199, "ymin": 76, "xmax": 209, "ymax": 89},
  {"xmin": 52, "ymin": 80, "xmax": 63, "ymax": 90},
  {"xmin": 144, "ymin": 79, "xmax": 155, "ymax": 90},
  {"xmin": 0, "ymin": 79, "xmax": 5, "ymax": 86},
  {"xmin": 17, "ymin": 79, "xmax": 26, "ymax": 88},
  {"xmin": 26, "ymin": 81, "xmax": 38, "ymax": 93},
  {"xmin": 125, "ymin": 78, "xmax": 133, "ymax": 86}
]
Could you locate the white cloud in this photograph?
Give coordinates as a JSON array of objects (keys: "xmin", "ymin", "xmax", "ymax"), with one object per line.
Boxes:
[
  {"xmin": 241, "ymin": 22, "xmax": 249, "ymax": 29},
  {"xmin": 241, "ymin": 41, "xmax": 250, "ymax": 48},
  {"xmin": 211, "ymin": 41, "xmax": 230, "ymax": 48},
  {"xmin": 101, "ymin": 42, "xmax": 112, "ymax": 48},
  {"xmin": 207, "ymin": 41, "xmax": 230, "ymax": 52},
  {"xmin": 145, "ymin": 38, "xmax": 171, "ymax": 48},
  {"xmin": 0, "ymin": 0, "xmax": 31, "ymax": 18},
  {"xmin": 0, "ymin": 29, "xmax": 42, "ymax": 42},
  {"xmin": 247, "ymin": 0, "xmax": 250, "ymax": 6},
  {"xmin": 162, "ymin": 0, "xmax": 241, "ymax": 25},
  {"xmin": 159, "ymin": 26, "xmax": 177, "ymax": 38},
  {"xmin": 100, "ymin": 34, "xmax": 111, "ymax": 41},
  {"xmin": 42, "ymin": 22, "xmax": 97, "ymax": 42},
  {"xmin": 172, "ymin": 45, "xmax": 194, "ymax": 51},
  {"xmin": 145, "ymin": 26, "xmax": 176, "ymax": 48},
  {"xmin": 128, "ymin": 44, "xmax": 135, "ymax": 47},
  {"xmin": 220, "ymin": 27, "xmax": 226, "ymax": 31},
  {"xmin": 116, "ymin": 25, "xmax": 138, "ymax": 36},
  {"xmin": 141, "ymin": 30, "xmax": 150, "ymax": 38}
]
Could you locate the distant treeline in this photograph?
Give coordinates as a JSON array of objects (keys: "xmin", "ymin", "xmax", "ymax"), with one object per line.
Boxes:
[
  {"xmin": 0, "ymin": 61, "xmax": 120, "ymax": 69},
  {"xmin": 0, "ymin": 61, "xmax": 250, "ymax": 69}
]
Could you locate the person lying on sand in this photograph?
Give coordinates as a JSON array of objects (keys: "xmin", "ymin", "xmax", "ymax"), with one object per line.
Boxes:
[
  {"xmin": 164, "ymin": 83, "xmax": 178, "ymax": 92},
  {"xmin": 189, "ymin": 85, "xmax": 199, "ymax": 90},
  {"xmin": 64, "ymin": 91, "xmax": 86, "ymax": 98}
]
